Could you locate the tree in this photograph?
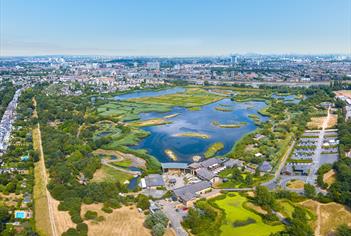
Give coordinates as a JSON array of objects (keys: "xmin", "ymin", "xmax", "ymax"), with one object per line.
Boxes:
[
  {"xmin": 0, "ymin": 206, "xmax": 10, "ymax": 232},
  {"xmin": 336, "ymin": 224, "xmax": 351, "ymax": 236},
  {"xmin": 136, "ymin": 194, "xmax": 150, "ymax": 210},
  {"xmin": 152, "ymin": 223, "xmax": 165, "ymax": 236},
  {"xmin": 304, "ymin": 183, "xmax": 316, "ymax": 199},
  {"xmin": 286, "ymin": 207, "xmax": 313, "ymax": 236},
  {"xmin": 144, "ymin": 211, "xmax": 169, "ymax": 229},
  {"xmin": 253, "ymin": 186, "xmax": 276, "ymax": 210}
]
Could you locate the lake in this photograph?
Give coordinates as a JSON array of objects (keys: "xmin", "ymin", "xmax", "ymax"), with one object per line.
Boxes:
[
  {"xmin": 114, "ymin": 87, "xmax": 268, "ymax": 163},
  {"xmin": 133, "ymin": 101, "xmax": 267, "ymax": 163}
]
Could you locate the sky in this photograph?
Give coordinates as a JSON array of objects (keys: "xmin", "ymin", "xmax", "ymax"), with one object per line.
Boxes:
[{"xmin": 1, "ymin": 0, "xmax": 350, "ymax": 56}]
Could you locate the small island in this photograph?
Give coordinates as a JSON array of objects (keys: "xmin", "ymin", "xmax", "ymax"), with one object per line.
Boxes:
[
  {"xmin": 128, "ymin": 118, "xmax": 171, "ymax": 127},
  {"xmin": 174, "ymin": 132, "xmax": 210, "ymax": 139},
  {"xmin": 164, "ymin": 113, "xmax": 179, "ymax": 119},
  {"xmin": 165, "ymin": 149, "xmax": 177, "ymax": 161},
  {"xmin": 212, "ymin": 121, "xmax": 247, "ymax": 128},
  {"xmin": 204, "ymin": 142, "xmax": 224, "ymax": 158},
  {"xmin": 215, "ymin": 106, "xmax": 233, "ymax": 112}
]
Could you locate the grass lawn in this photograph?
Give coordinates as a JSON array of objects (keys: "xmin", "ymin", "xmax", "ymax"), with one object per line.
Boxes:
[
  {"xmin": 215, "ymin": 193, "xmax": 284, "ymax": 236},
  {"xmin": 111, "ymin": 159, "xmax": 132, "ymax": 168},
  {"xmin": 277, "ymin": 200, "xmax": 296, "ymax": 218},
  {"xmin": 92, "ymin": 165, "xmax": 133, "ymax": 184}
]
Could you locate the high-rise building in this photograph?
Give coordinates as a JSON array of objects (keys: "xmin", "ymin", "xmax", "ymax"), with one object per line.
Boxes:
[{"xmin": 230, "ymin": 55, "xmax": 238, "ymax": 65}]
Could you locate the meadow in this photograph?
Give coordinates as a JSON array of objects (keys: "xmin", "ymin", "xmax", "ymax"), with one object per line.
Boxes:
[
  {"xmin": 214, "ymin": 193, "xmax": 284, "ymax": 236},
  {"xmin": 130, "ymin": 87, "xmax": 225, "ymax": 109}
]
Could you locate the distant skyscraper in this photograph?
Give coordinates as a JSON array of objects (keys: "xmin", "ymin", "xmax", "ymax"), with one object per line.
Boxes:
[{"xmin": 230, "ymin": 55, "xmax": 238, "ymax": 65}]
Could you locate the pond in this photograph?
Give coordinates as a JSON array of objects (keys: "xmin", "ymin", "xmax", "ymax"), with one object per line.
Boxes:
[
  {"xmin": 127, "ymin": 176, "xmax": 140, "ymax": 191},
  {"xmin": 271, "ymin": 94, "xmax": 300, "ymax": 104},
  {"xmin": 132, "ymin": 98, "xmax": 268, "ymax": 163},
  {"xmin": 115, "ymin": 87, "xmax": 185, "ymax": 100}
]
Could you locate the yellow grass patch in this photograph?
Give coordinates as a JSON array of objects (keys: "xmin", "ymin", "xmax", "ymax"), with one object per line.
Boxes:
[
  {"xmin": 300, "ymin": 200, "xmax": 351, "ymax": 236},
  {"xmin": 287, "ymin": 179, "xmax": 305, "ymax": 189},
  {"xmin": 81, "ymin": 204, "xmax": 151, "ymax": 236}
]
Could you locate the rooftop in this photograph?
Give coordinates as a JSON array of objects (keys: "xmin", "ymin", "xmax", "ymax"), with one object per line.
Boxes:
[
  {"xmin": 144, "ymin": 174, "xmax": 165, "ymax": 187},
  {"xmin": 173, "ymin": 181, "xmax": 212, "ymax": 202},
  {"xmin": 161, "ymin": 162, "xmax": 189, "ymax": 169}
]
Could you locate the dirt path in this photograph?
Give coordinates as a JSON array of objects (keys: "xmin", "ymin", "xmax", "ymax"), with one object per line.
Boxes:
[
  {"xmin": 35, "ymin": 123, "xmax": 58, "ymax": 236},
  {"xmin": 315, "ymin": 203, "xmax": 321, "ymax": 236}
]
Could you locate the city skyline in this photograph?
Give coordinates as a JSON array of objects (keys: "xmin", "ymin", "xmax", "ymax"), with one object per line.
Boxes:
[{"xmin": 1, "ymin": 0, "xmax": 351, "ymax": 56}]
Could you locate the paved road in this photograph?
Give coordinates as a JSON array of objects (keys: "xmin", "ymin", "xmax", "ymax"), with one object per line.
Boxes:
[
  {"xmin": 0, "ymin": 89, "xmax": 21, "ymax": 153},
  {"xmin": 158, "ymin": 200, "xmax": 188, "ymax": 236},
  {"xmin": 101, "ymin": 159, "xmax": 141, "ymax": 175},
  {"xmin": 306, "ymin": 107, "xmax": 331, "ymax": 184},
  {"xmin": 262, "ymin": 140, "xmax": 296, "ymax": 189}
]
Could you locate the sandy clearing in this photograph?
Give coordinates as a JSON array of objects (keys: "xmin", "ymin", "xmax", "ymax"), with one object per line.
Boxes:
[
  {"xmin": 300, "ymin": 200, "xmax": 351, "ymax": 236},
  {"xmin": 307, "ymin": 114, "xmax": 337, "ymax": 130},
  {"xmin": 323, "ymin": 169, "xmax": 336, "ymax": 186}
]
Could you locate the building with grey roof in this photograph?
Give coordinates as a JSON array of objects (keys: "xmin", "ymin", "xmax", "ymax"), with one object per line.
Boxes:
[
  {"xmin": 259, "ymin": 161, "xmax": 272, "ymax": 172},
  {"xmin": 161, "ymin": 162, "xmax": 189, "ymax": 173},
  {"xmin": 173, "ymin": 181, "xmax": 212, "ymax": 205},
  {"xmin": 195, "ymin": 168, "xmax": 217, "ymax": 182},
  {"xmin": 143, "ymin": 174, "xmax": 165, "ymax": 189}
]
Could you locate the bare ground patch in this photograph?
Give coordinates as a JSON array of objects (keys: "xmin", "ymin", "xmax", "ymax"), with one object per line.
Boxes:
[
  {"xmin": 81, "ymin": 204, "xmax": 151, "ymax": 236},
  {"xmin": 300, "ymin": 200, "xmax": 351, "ymax": 236}
]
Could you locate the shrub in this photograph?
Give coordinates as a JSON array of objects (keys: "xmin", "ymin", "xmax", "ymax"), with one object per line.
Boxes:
[
  {"xmin": 102, "ymin": 206, "xmax": 113, "ymax": 213},
  {"xmin": 71, "ymin": 213, "xmax": 83, "ymax": 224},
  {"xmin": 84, "ymin": 210, "xmax": 98, "ymax": 220},
  {"xmin": 76, "ymin": 222, "xmax": 88, "ymax": 235},
  {"xmin": 232, "ymin": 218, "xmax": 256, "ymax": 227},
  {"xmin": 62, "ymin": 228, "xmax": 79, "ymax": 236}
]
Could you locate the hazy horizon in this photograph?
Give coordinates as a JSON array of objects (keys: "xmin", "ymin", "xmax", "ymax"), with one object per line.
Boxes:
[{"xmin": 1, "ymin": 0, "xmax": 350, "ymax": 56}]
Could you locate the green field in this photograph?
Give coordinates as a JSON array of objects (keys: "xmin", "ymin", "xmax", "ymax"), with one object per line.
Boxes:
[
  {"xmin": 111, "ymin": 159, "xmax": 132, "ymax": 168},
  {"xmin": 130, "ymin": 88, "xmax": 225, "ymax": 109},
  {"xmin": 215, "ymin": 193, "xmax": 284, "ymax": 236},
  {"xmin": 97, "ymin": 100, "xmax": 171, "ymax": 121},
  {"xmin": 92, "ymin": 165, "xmax": 133, "ymax": 184}
]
